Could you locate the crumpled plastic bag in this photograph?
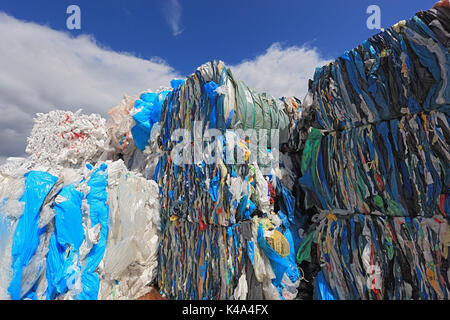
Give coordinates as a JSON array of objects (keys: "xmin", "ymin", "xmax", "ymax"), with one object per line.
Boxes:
[{"xmin": 106, "ymin": 95, "xmax": 137, "ymax": 155}]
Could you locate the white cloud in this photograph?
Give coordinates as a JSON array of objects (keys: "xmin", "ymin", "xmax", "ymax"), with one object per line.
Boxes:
[
  {"xmin": 162, "ymin": 0, "xmax": 184, "ymax": 36},
  {"xmin": 0, "ymin": 13, "xmax": 331, "ymax": 160},
  {"xmin": 230, "ymin": 43, "xmax": 330, "ymax": 99},
  {"xmin": 0, "ymin": 13, "xmax": 181, "ymax": 158}
]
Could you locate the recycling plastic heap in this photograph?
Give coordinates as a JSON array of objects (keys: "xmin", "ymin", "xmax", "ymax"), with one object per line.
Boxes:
[
  {"xmin": 0, "ymin": 1, "xmax": 449, "ymax": 300},
  {"xmin": 291, "ymin": 2, "xmax": 450, "ymax": 300}
]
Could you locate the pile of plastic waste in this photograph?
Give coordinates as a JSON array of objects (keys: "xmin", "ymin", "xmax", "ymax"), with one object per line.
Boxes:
[
  {"xmin": 298, "ymin": 213, "xmax": 449, "ymax": 300},
  {"xmin": 0, "ymin": 59, "xmax": 305, "ymax": 300},
  {"xmin": 1, "ymin": 131, "xmax": 160, "ymax": 300},
  {"xmin": 151, "ymin": 61, "xmax": 303, "ymax": 299},
  {"xmin": 25, "ymin": 110, "xmax": 108, "ymax": 167},
  {"xmin": 0, "ymin": 0, "xmax": 448, "ymax": 301},
  {"xmin": 293, "ymin": 1, "xmax": 450, "ymax": 300}
]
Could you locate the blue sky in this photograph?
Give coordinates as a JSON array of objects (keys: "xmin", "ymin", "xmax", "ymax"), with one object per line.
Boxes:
[
  {"xmin": 0, "ymin": 0, "xmax": 438, "ymax": 160},
  {"xmin": 0, "ymin": 0, "xmax": 436, "ymax": 76}
]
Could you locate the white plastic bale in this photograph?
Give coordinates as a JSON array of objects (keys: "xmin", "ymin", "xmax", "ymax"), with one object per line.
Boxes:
[
  {"xmin": 25, "ymin": 110, "xmax": 108, "ymax": 167},
  {"xmin": 56, "ymin": 164, "xmax": 107, "ymax": 300},
  {"xmin": 99, "ymin": 160, "xmax": 161, "ymax": 300},
  {"xmin": 1, "ymin": 156, "xmax": 162, "ymax": 300},
  {"xmin": 0, "ymin": 157, "xmax": 67, "ymax": 300}
]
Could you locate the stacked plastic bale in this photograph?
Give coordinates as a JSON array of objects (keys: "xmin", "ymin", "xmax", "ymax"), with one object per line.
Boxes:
[
  {"xmin": 25, "ymin": 109, "xmax": 108, "ymax": 167},
  {"xmin": 298, "ymin": 213, "xmax": 449, "ymax": 300},
  {"xmin": 293, "ymin": 2, "xmax": 450, "ymax": 300},
  {"xmin": 0, "ymin": 109, "xmax": 161, "ymax": 300},
  {"xmin": 151, "ymin": 60, "xmax": 304, "ymax": 299}
]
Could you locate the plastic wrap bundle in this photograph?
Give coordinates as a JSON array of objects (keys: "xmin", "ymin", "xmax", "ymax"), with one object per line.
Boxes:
[
  {"xmin": 299, "ymin": 7, "xmax": 449, "ymax": 132},
  {"xmin": 299, "ymin": 111, "xmax": 449, "ymax": 219},
  {"xmin": 157, "ymin": 61, "xmax": 291, "ymax": 150},
  {"xmin": 298, "ymin": 213, "xmax": 449, "ymax": 300},
  {"xmin": 156, "ymin": 61, "xmax": 301, "ymax": 226},
  {"xmin": 156, "ymin": 143, "xmax": 302, "ymax": 299},
  {"xmin": 158, "ymin": 215, "xmax": 301, "ymax": 300},
  {"xmin": 99, "ymin": 161, "xmax": 160, "ymax": 300},
  {"xmin": 106, "ymin": 95, "xmax": 138, "ymax": 157},
  {"xmin": 293, "ymin": 3, "xmax": 450, "ymax": 300},
  {"xmin": 26, "ymin": 110, "xmax": 108, "ymax": 167},
  {"xmin": 131, "ymin": 87, "xmax": 173, "ymax": 152},
  {"xmin": 154, "ymin": 61, "xmax": 303, "ymax": 299},
  {"xmin": 0, "ymin": 159, "xmax": 160, "ymax": 300},
  {"xmin": 104, "ymin": 85, "xmax": 185, "ymax": 179},
  {"xmin": 296, "ymin": 4, "xmax": 450, "ymax": 217}
]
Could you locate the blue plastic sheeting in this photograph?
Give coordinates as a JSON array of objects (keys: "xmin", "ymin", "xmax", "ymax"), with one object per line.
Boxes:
[
  {"xmin": 46, "ymin": 185, "xmax": 84, "ymax": 300},
  {"xmin": 275, "ymin": 179, "xmax": 304, "ymax": 268},
  {"xmin": 77, "ymin": 164, "xmax": 109, "ymax": 300},
  {"xmin": 131, "ymin": 90, "xmax": 171, "ymax": 151},
  {"xmin": 8, "ymin": 171, "xmax": 58, "ymax": 300},
  {"xmin": 282, "ymin": 228, "xmax": 300, "ymax": 283},
  {"xmin": 246, "ymin": 240, "xmax": 255, "ymax": 264},
  {"xmin": 171, "ymin": 79, "xmax": 186, "ymax": 90},
  {"xmin": 204, "ymin": 82, "xmax": 219, "ymax": 128},
  {"xmin": 314, "ymin": 271, "xmax": 336, "ymax": 300},
  {"xmin": 276, "ymin": 177, "xmax": 295, "ymax": 223},
  {"xmin": 131, "ymin": 79, "xmax": 186, "ymax": 151},
  {"xmin": 238, "ymin": 195, "xmax": 256, "ymax": 220},
  {"xmin": 54, "ymin": 186, "xmax": 85, "ymax": 250},
  {"xmin": 257, "ymin": 225, "xmax": 289, "ymax": 288},
  {"xmin": 256, "ymin": 215, "xmax": 300, "ymax": 299},
  {"xmin": 208, "ymin": 171, "xmax": 220, "ymax": 202}
]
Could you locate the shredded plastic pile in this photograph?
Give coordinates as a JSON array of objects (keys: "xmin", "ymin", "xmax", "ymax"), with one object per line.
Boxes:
[{"xmin": 26, "ymin": 110, "xmax": 108, "ymax": 167}]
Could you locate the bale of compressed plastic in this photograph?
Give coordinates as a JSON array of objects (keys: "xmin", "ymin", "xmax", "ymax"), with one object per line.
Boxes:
[
  {"xmin": 26, "ymin": 110, "xmax": 108, "ymax": 167},
  {"xmin": 0, "ymin": 158, "xmax": 161, "ymax": 300}
]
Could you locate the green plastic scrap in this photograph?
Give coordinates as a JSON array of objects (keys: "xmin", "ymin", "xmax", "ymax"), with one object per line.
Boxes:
[
  {"xmin": 301, "ymin": 128, "xmax": 323, "ymax": 175},
  {"xmin": 296, "ymin": 231, "xmax": 316, "ymax": 265}
]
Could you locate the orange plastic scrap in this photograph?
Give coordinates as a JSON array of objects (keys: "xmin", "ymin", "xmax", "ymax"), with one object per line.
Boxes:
[
  {"xmin": 284, "ymin": 96, "xmax": 301, "ymax": 112},
  {"xmin": 327, "ymin": 213, "xmax": 337, "ymax": 222}
]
